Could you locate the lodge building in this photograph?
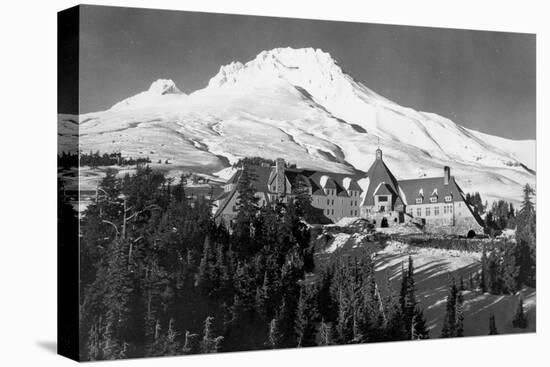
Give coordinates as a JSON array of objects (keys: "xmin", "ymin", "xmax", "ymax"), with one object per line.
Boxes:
[{"xmin": 213, "ymin": 148, "xmax": 484, "ymax": 236}]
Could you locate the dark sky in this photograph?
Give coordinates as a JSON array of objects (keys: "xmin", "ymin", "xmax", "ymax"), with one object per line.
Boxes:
[{"xmin": 78, "ymin": 5, "xmax": 536, "ymax": 139}]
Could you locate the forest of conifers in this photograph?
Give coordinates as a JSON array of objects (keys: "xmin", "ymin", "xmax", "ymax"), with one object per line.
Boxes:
[{"xmin": 58, "ymin": 164, "xmax": 536, "ymax": 360}]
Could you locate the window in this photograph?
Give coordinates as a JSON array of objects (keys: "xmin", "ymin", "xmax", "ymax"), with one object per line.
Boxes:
[
  {"xmin": 444, "ymin": 195, "xmax": 452, "ymax": 202},
  {"xmin": 415, "ymin": 197, "xmax": 423, "ymax": 204},
  {"xmin": 443, "ymin": 206, "xmax": 448, "ymax": 214},
  {"xmin": 430, "ymin": 196, "xmax": 437, "ymax": 203},
  {"xmin": 449, "ymin": 205, "xmax": 453, "ymax": 213},
  {"xmin": 416, "ymin": 208, "xmax": 422, "ymax": 217},
  {"xmin": 434, "ymin": 206, "xmax": 440, "ymax": 216},
  {"xmin": 332, "ymin": 209, "xmax": 334, "ymax": 215},
  {"xmin": 350, "ymin": 210, "xmax": 353, "ymax": 216},
  {"xmin": 332, "ymin": 199, "xmax": 334, "ymax": 205},
  {"xmin": 426, "ymin": 207, "xmax": 431, "ymax": 216},
  {"xmin": 378, "ymin": 196, "xmax": 388, "ymax": 202},
  {"xmin": 327, "ymin": 199, "xmax": 330, "ymax": 205}
]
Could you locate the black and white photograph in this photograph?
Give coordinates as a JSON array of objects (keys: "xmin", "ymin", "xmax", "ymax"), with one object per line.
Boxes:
[{"xmin": 55, "ymin": 4, "xmax": 540, "ymax": 362}]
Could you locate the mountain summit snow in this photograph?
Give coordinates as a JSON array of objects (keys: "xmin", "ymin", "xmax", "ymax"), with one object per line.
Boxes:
[
  {"xmin": 110, "ymin": 78, "xmax": 186, "ymax": 111},
  {"xmin": 61, "ymin": 47, "xmax": 535, "ymax": 204},
  {"xmin": 147, "ymin": 79, "xmax": 182, "ymax": 95}
]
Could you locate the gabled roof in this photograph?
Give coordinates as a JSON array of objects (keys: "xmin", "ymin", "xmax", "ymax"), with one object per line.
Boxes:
[
  {"xmin": 215, "ymin": 165, "xmax": 273, "ymax": 218},
  {"xmin": 362, "ymin": 157, "xmax": 401, "ymax": 206},
  {"xmin": 373, "ymin": 183, "xmax": 395, "ymax": 196},
  {"xmin": 397, "ymin": 176, "xmax": 463, "ymax": 205},
  {"xmin": 216, "ymin": 163, "xmax": 364, "ymax": 217}
]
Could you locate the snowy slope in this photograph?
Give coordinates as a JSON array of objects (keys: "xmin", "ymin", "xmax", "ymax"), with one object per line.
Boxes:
[
  {"xmin": 59, "ymin": 47, "xmax": 536, "ymax": 204},
  {"xmin": 375, "ymin": 241, "xmax": 536, "ymax": 336}
]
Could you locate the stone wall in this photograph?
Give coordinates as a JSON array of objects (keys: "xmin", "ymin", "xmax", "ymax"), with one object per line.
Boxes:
[{"xmin": 425, "ymin": 216, "xmax": 484, "ymax": 236}]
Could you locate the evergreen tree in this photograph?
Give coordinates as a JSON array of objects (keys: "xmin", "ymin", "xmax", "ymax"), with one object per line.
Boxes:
[
  {"xmin": 514, "ymin": 185, "xmax": 536, "ymax": 288},
  {"xmin": 182, "ymin": 331, "xmax": 200, "ymax": 354},
  {"xmin": 266, "ymin": 317, "xmax": 282, "ymax": 349},
  {"xmin": 512, "ymin": 297, "xmax": 528, "ymax": 329},
  {"xmin": 398, "ymin": 256, "xmax": 427, "ymax": 340},
  {"xmin": 411, "ymin": 307, "xmax": 430, "ymax": 340},
  {"xmin": 487, "ymin": 249, "xmax": 502, "ymax": 294},
  {"xmin": 384, "ymin": 271, "xmax": 407, "ymax": 341},
  {"xmin": 501, "ymin": 244, "xmax": 519, "ymax": 294},
  {"xmin": 318, "ymin": 319, "xmax": 334, "ymax": 346},
  {"xmin": 294, "ymin": 285, "xmax": 318, "ymax": 347},
  {"xmin": 233, "ymin": 165, "xmax": 260, "ymax": 258},
  {"xmin": 455, "ymin": 291, "xmax": 464, "ymax": 337},
  {"xmin": 317, "ymin": 266, "xmax": 337, "ymax": 323},
  {"xmin": 441, "ymin": 278, "xmax": 458, "ymax": 338},
  {"xmin": 200, "ymin": 316, "xmax": 224, "ymax": 353},
  {"xmin": 488, "ymin": 314, "xmax": 498, "ymax": 335}
]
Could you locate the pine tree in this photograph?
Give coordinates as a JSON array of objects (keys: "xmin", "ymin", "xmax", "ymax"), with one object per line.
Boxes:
[
  {"xmin": 411, "ymin": 307, "xmax": 430, "ymax": 340},
  {"xmin": 441, "ymin": 278, "xmax": 458, "ymax": 338},
  {"xmin": 181, "ymin": 331, "xmax": 200, "ymax": 354},
  {"xmin": 398, "ymin": 256, "xmax": 426, "ymax": 340},
  {"xmin": 233, "ymin": 165, "xmax": 260, "ymax": 258},
  {"xmin": 501, "ymin": 244, "xmax": 519, "ymax": 294},
  {"xmin": 488, "ymin": 314, "xmax": 498, "ymax": 335},
  {"xmin": 487, "ymin": 249, "xmax": 502, "ymax": 294},
  {"xmin": 266, "ymin": 317, "xmax": 282, "ymax": 349},
  {"xmin": 200, "ymin": 316, "xmax": 224, "ymax": 353},
  {"xmin": 514, "ymin": 184, "xmax": 536, "ymax": 288},
  {"xmin": 294, "ymin": 285, "xmax": 318, "ymax": 347},
  {"xmin": 318, "ymin": 319, "xmax": 334, "ymax": 346},
  {"xmin": 384, "ymin": 270, "xmax": 407, "ymax": 341},
  {"xmin": 512, "ymin": 297, "xmax": 528, "ymax": 329},
  {"xmin": 335, "ymin": 287, "xmax": 353, "ymax": 344},
  {"xmin": 455, "ymin": 291, "xmax": 464, "ymax": 337},
  {"xmin": 196, "ymin": 236, "xmax": 216, "ymax": 292}
]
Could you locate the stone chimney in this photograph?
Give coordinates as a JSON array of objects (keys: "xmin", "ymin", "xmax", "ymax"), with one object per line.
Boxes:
[
  {"xmin": 276, "ymin": 158, "xmax": 286, "ymax": 195},
  {"xmin": 443, "ymin": 166, "xmax": 450, "ymax": 185}
]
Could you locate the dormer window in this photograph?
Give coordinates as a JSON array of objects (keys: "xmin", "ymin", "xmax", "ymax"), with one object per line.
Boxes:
[
  {"xmin": 444, "ymin": 195, "xmax": 452, "ymax": 202},
  {"xmin": 430, "ymin": 196, "xmax": 437, "ymax": 203},
  {"xmin": 415, "ymin": 197, "xmax": 423, "ymax": 204}
]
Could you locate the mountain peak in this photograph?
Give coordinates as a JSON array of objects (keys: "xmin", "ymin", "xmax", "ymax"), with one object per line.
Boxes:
[
  {"xmin": 109, "ymin": 79, "xmax": 185, "ymax": 111},
  {"xmin": 148, "ymin": 79, "xmax": 182, "ymax": 95},
  {"xmin": 207, "ymin": 47, "xmax": 342, "ymax": 88}
]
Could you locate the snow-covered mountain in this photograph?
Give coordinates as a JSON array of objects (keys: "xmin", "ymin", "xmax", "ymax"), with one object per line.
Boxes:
[{"xmin": 59, "ymin": 47, "xmax": 535, "ymax": 204}]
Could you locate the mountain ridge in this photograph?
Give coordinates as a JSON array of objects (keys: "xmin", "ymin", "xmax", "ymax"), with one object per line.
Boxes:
[{"xmin": 60, "ymin": 47, "xmax": 535, "ymax": 204}]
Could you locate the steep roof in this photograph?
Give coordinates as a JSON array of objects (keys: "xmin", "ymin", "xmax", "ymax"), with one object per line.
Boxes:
[
  {"xmin": 373, "ymin": 183, "xmax": 395, "ymax": 196},
  {"xmin": 397, "ymin": 176, "xmax": 463, "ymax": 205},
  {"xmin": 362, "ymin": 157, "xmax": 401, "ymax": 206},
  {"xmin": 215, "ymin": 164, "xmax": 363, "ymax": 217},
  {"xmin": 214, "ymin": 165, "xmax": 272, "ymax": 218}
]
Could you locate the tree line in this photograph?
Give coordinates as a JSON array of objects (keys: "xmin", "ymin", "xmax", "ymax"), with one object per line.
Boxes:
[
  {"xmin": 77, "ymin": 164, "xmax": 535, "ymax": 360},
  {"xmin": 478, "ymin": 184, "xmax": 536, "ymax": 294},
  {"xmin": 465, "ymin": 191, "xmax": 519, "ymax": 235},
  {"xmin": 58, "ymin": 151, "xmax": 151, "ymax": 169},
  {"xmin": 78, "ymin": 165, "xmax": 433, "ymax": 360}
]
